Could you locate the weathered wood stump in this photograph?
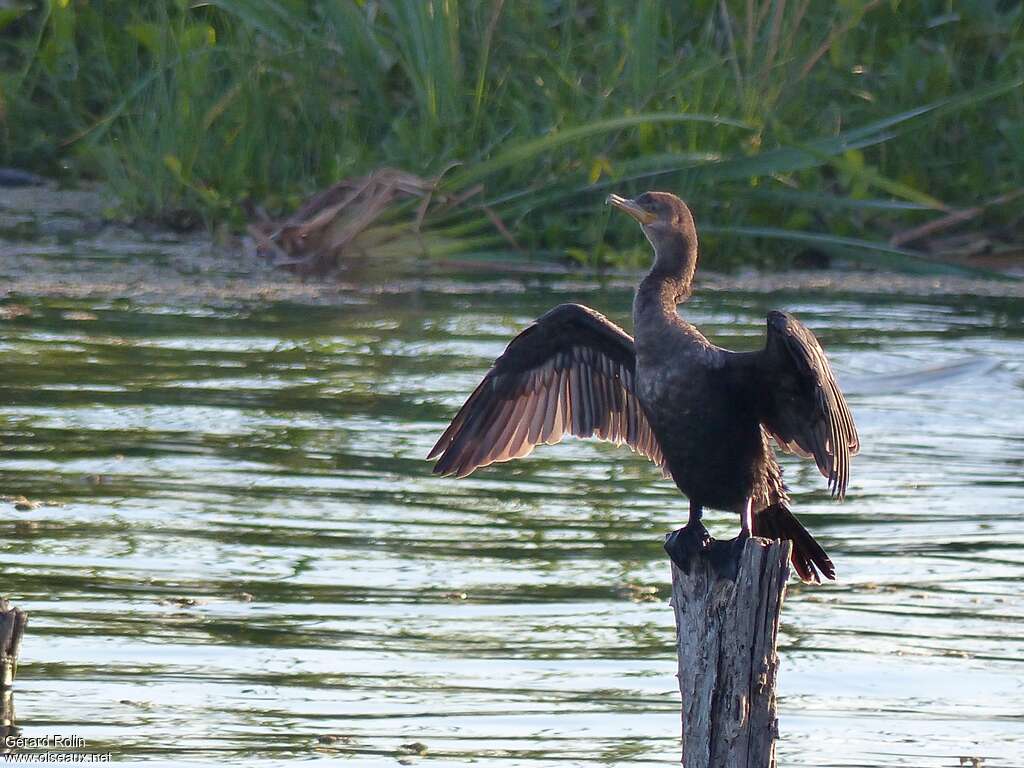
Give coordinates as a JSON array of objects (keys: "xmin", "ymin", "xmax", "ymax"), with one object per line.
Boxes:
[
  {"xmin": 0, "ymin": 600, "xmax": 27, "ymax": 743},
  {"xmin": 669, "ymin": 537, "xmax": 791, "ymax": 768},
  {"xmin": 0, "ymin": 600, "xmax": 27, "ymax": 689},
  {"xmin": 0, "ymin": 687, "xmax": 13, "ymax": 743}
]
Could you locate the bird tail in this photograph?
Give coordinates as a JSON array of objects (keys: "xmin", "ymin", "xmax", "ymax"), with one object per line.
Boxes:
[{"xmin": 753, "ymin": 503, "xmax": 835, "ymax": 584}]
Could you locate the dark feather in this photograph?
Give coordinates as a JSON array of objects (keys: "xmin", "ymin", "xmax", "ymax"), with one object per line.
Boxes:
[
  {"xmin": 756, "ymin": 311, "xmax": 859, "ymax": 498},
  {"xmin": 428, "ymin": 303, "xmax": 667, "ymax": 476},
  {"xmin": 753, "ymin": 502, "xmax": 835, "ymax": 584}
]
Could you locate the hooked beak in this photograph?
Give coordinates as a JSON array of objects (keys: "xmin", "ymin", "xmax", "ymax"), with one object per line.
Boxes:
[{"xmin": 605, "ymin": 193, "xmax": 656, "ymax": 225}]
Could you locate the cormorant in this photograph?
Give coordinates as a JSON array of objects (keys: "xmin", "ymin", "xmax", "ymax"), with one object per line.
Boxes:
[{"xmin": 428, "ymin": 192, "xmax": 859, "ymax": 582}]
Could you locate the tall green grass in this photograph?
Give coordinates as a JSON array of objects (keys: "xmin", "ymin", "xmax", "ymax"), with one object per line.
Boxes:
[{"xmin": 2, "ymin": 1, "xmax": 1021, "ymax": 270}]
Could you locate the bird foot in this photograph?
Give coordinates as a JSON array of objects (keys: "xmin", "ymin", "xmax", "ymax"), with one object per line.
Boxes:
[
  {"xmin": 667, "ymin": 526, "xmax": 751, "ymax": 582},
  {"xmin": 664, "ymin": 521, "xmax": 712, "ymax": 574}
]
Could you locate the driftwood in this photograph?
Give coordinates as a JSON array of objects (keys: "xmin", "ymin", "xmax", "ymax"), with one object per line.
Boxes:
[
  {"xmin": 669, "ymin": 537, "xmax": 791, "ymax": 768},
  {"xmin": 889, "ymin": 188, "xmax": 1024, "ymax": 249},
  {"xmin": 247, "ymin": 167, "xmax": 518, "ymax": 275}
]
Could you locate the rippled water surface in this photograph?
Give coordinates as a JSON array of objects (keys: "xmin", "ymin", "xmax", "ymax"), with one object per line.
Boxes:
[{"xmin": 1, "ymin": 272, "xmax": 1022, "ymax": 767}]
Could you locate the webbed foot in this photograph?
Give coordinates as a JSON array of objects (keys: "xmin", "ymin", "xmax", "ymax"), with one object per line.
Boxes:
[{"xmin": 664, "ymin": 521, "xmax": 713, "ymax": 573}]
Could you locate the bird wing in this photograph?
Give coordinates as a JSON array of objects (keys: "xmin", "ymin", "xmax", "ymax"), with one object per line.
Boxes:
[
  {"xmin": 428, "ymin": 303, "xmax": 667, "ymax": 477},
  {"xmin": 755, "ymin": 310, "xmax": 860, "ymax": 498}
]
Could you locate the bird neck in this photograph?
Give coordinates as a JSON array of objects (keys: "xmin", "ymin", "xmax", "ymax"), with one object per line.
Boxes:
[{"xmin": 636, "ymin": 231, "xmax": 697, "ymax": 313}]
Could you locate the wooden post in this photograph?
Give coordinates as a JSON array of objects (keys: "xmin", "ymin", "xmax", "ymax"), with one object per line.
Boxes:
[
  {"xmin": 0, "ymin": 600, "xmax": 27, "ymax": 744},
  {"xmin": 668, "ymin": 537, "xmax": 791, "ymax": 768},
  {"xmin": 0, "ymin": 600, "xmax": 27, "ymax": 689}
]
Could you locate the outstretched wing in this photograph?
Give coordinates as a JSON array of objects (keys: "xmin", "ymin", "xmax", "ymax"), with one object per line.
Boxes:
[
  {"xmin": 756, "ymin": 311, "xmax": 860, "ymax": 498},
  {"xmin": 428, "ymin": 303, "xmax": 666, "ymax": 478}
]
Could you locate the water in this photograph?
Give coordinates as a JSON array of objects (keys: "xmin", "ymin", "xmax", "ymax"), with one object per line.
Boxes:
[{"xmin": 1, "ymin": 273, "xmax": 1022, "ymax": 767}]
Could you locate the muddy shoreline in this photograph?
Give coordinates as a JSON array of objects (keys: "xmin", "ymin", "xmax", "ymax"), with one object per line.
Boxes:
[{"xmin": 3, "ymin": 183, "xmax": 1023, "ymax": 305}]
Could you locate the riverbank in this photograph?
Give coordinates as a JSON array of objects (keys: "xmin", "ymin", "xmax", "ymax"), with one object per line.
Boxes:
[{"xmin": 3, "ymin": 182, "xmax": 1024, "ymax": 308}]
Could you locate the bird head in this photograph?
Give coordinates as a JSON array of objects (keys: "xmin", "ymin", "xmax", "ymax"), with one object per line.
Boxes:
[
  {"xmin": 606, "ymin": 191, "xmax": 693, "ymax": 232},
  {"xmin": 606, "ymin": 191, "xmax": 698, "ymax": 275}
]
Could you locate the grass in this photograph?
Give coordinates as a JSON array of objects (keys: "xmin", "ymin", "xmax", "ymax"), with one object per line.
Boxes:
[{"xmin": 1, "ymin": 1, "xmax": 1022, "ymax": 271}]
